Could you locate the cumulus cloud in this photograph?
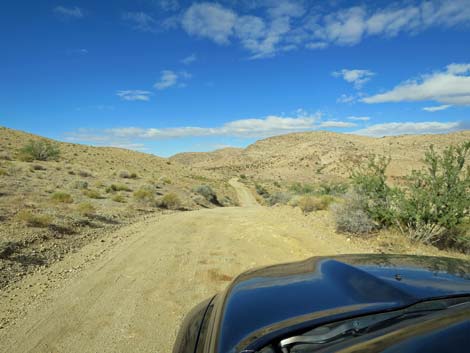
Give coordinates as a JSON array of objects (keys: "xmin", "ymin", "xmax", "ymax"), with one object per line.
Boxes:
[
  {"xmin": 116, "ymin": 90, "xmax": 152, "ymax": 101},
  {"xmin": 320, "ymin": 121, "xmax": 357, "ymax": 128},
  {"xmin": 67, "ymin": 110, "xmax": 366, "ymax": 148},
  {"xmin": 53, "ymin": 6, "xmax": 84, "ymax": 19},
  {"xmin": 181, "ymin": 3, "xmax": 237, "ymax": 44},
  {"xmin": 353, "ymin": 121, "xmax": 463, "ymax": 136},
  {"xmin": 181, "ymin": 53, "xmax": 197, "ymax": 65},
  {"xmin": 333, "ymin": 69, "xmax": 375, "ymax": 89},
  {"xmin": 122, "ymin": 12, "xmax": 156, "ymax": 32},
  {"xmin": 347, "ymin": 116, "xmax": 370, "ymax": 121},
  {"xmin": 423, "ymin": 104, "xmax": 452, "ymax": 112},
  {"xmin": 172, "ymin": 0, "xmax": 470, "ymax": 58},
  {"xmin": 363, "ymin": 63, "xmax": 470, "ymax": 105}
]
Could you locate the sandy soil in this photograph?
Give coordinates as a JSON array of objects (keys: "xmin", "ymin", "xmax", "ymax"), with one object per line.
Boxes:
[{"xmin": 0, "ymin": 181, "xmax": 378, "ymax": 353}]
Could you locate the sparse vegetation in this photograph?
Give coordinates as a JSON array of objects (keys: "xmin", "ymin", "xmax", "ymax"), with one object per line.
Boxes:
[
  {"xmin": 194, "ymin": 185, "xmax": 219, "ymax": 204},
  {"xmin": 74, "ymin": 180, "xmax": 88, "ymax": 189},
  {"xmin": 119, "ymin": 170, "xmax": 137, "ymax": 179},
  {"xmin": 83, "ymin": 189, "xmax": 102, "ymax": 199},
  {"xmin": 133, "ymin": 187, "xmax": 155, "ymax": 204},
  {"xmin": 112, "ymin": 194, "xmax": 126, "ymax": 203},
  {"xmin": 51, "ymin": 191, "xmax": 73, "ymax": 203},
  {"xmin": 76, "ymin": 202, "xmax": 96, "ymax": 217},
  {"xmin": 332, "ymin": 192, "xmax": 376, "ymax": 235},
  {"xmin": 159, "ymin": 193, "xmax": 181, "ymax": 210},
  {"xmin": 16, "ymin": 210, "xmax": 53, "ymax": 227},
  {"xmin": 297, "ymin": 195, "xmax": 334, "ymax": 213},
  {"xmin": 18, "ymin": 140, "xmax": 60, "ymax": 161},
  {"xmin": 106, "ymin": 183, "xmax": 132, "ymax": 193},
  {"xmin": 268, "ymin": 192, "xmax": 292, "ymax": 206}
]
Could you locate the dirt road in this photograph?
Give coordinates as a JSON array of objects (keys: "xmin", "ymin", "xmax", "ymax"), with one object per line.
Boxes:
[{"xmin": 0, "ymin": 180, "xmax": 371, "ymax": 353}]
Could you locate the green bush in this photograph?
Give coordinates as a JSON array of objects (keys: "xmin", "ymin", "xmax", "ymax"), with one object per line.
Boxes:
[
  {"xmin": 16, "ymin": 210, "xmax": 53, "ymax": 227},
  {"xmin": 317, "ymin": 181, "xmax": 348, "ymax": 195},
  {"xmin": 351, "ymin": 155, "xmax": 397, "ymax": 227},
  {"xmin": 19, "ymin": 140, "xmax": 60, "ymax": 161},
  {"xmin": 51, "ymin": 191, "xmax": 73, "ymax": 203},
  {"xmin": 396, "ymin": 142, "xmax": 470, "ymax": 245},
  {"xmin": 159, "ymin": 193, "xmax": 181, "ymax": 210},
  {"xmin": 255, "ymin": 184, "xmax": 270, "ymax": 198},
  {"xmin": 289, "ymin": 182, "xmax": 315, "ymax": 195}
]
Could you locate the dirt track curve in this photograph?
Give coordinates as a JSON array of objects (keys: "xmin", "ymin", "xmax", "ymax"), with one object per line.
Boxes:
[{"xmin": 0, "ymin": 179, "xmax": 369, "ymax": 353}]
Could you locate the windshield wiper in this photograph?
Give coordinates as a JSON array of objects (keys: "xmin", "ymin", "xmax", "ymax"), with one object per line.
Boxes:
[{"xmin": 279, "ymin": 297, "xmax": 469, "ymax": 353}]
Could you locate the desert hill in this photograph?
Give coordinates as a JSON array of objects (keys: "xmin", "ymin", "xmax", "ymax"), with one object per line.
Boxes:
[
  {"xmin": 171, "ymin": 130, "xmax": 470, "ymax": 183},
  {"xmin": 0, "ymin": 126, "xmax": 236, "ymax": 288}
]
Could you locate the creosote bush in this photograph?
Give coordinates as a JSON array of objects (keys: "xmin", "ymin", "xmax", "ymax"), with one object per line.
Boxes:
[
  {"xmin": 76, "ymin": 202, "xmax": 96, "ymax": 217},
  {"xmin": 16, "ymin": 210, "xmax": 53, "ymax": 227},
  {"xmin": 51, "ymin": 191, "xmax": 73, "ymax": 203},
  {"xmin": 347, "ymin": 142, "xmax": 470, "ymax": 251},
  {"xmin": 18, "ymin": 140, "xmax": 60, "ymax": 161},
  {"xmin": 159, "ymin": 193, "xmax": 181, "ymax": 210},
  {"xmin": 133, "ymin": 187, "xmax": 155, "ymax": 204}
]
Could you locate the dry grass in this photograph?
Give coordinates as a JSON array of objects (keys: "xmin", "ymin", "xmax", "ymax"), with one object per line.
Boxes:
[
  {"xmin": 207, "ymin": 268, "xmax": 233, "ymax": 282},
  {"xmin": 16, "ymin": 210, "xmax": 53, "ymax": 228}
]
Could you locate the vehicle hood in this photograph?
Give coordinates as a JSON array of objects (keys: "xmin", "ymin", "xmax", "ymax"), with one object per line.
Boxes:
[{"xmin": 214, "ymin": 254, "xmax": 470, "ymax": 353}]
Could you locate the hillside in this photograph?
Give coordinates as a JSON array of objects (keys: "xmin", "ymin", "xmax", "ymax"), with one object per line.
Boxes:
[
  {"xmin": 171, "ymin": 130, "xmax": 470, "ymax": 183},
  {"xmin": 0, "ymin": 127, "xmax": 237, "ymax": 288}
]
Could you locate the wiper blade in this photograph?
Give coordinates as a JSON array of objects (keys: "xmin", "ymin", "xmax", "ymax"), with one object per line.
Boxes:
[{"xmin": 279, "ymin": 297, "xmax": 469, "ymax": 352}]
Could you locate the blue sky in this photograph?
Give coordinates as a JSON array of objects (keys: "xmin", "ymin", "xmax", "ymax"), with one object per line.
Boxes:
[{"xmin": 1, "ymin": 0, "xmax": 469, "ymax": 156}]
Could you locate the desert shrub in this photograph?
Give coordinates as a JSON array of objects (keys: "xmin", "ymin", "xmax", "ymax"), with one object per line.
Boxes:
[
  {"xmin": 18, "ymin": 140, "xmax": 60, "ymax": 161},
  {"xmin": 317, "ymin": 181, "xmax": 348, "ymax": 195},
  {"xmin": 74, "ymin": 180, "xmax": 88, "ymax": 189},
  {"xmin": 289, "ymin": 182, "xmax": 315, "ymax": 195},
  {"xmin": 255, "ymin": 184, "xmax": 270, "ymax": 198},
  {"xmin": 159, "ymin": 193, "xmax": 181, "ymax": 210},
  {"xmin": 0, "ymin": 168, "xmax": 7, "ymax": 176},
  {"xmin": 51, "ymin": 192, "xmax": 73, "ymax": 203},
  {"xmin": 112, "ymin": 194, "xmax": 126, "ymax": 203},
  {"xmin": 268, "ymin": 192, "xmax": 292, "ymax": 206},
  {"xmin": 78, "ymin": 170, "xmax": 92, "ymax": 177},
  {"xmin": 76, "ymin": 202, "xmax": 96, "ymax": 217},
  {"xmin": 298, "ymin": 195, "xmax": 335, "ymax": 213},
  {"xmin": 160, "ymin": 176, "xmax": 172, "ymax": 184},
  {"xmin": 31, "ymin": 164, "xmax": 46, "ymax": 171},
  {"xmin": 119, "ymin": 170, "xmax": 131, "ymax": 178},
  {"xmin": 332, "ymin": 193, "xmax": 376, "ymax": 235},
  {"xmin": 240, "ymin": 174, "xmax": 247, "ymax": 180},
  {"xmin": 133, "ymin": 187, "xmax": 155, "ymax": 204},
  {"xmin": 351, "ymin": 155, "xmax": 397, "ymax": 227},
  {"xmin": 16, "ymin": 210, "xmax": 53, "ymax": 227},
  {"xmin": 83, "ymin": 189, "xmax": 102, "ymax": 199},
  {"xmin": 0, "ymin": 152, "xmax": 12, "ymax": 161},
  {"xmin": 396, "ymin": 142, "xmax": 470, "ymax": 245},
  {"xmin": 194, "ymin": 185, "xmax": 219, "ymax": 204},
  {"xmin": 106, "ymin": 184, "xmax": 131, "ymax": 193}
]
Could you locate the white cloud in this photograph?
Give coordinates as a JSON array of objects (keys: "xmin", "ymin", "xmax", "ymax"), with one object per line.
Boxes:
[
  {"xmin": 116, "ymin": 90, "xmax": 152, "ymax": 101},
  {"xmin": 172, "ymin": 1, "xmax": 470, "ymax": 58},
  {"xmin": 181, "ymin": 3, "xmax": 237, "ymax": 44},
  {"xmin": 423, "ymin": 105, "xmax": 452, "ymax": 112},
  {"xmin": 53, "ymin": 6, "xmax": 84, "ymax": 19},
  {"xmin": 363, "ymin": 63, "xmax": 470, "ymax": 105},
  {"xmin": 181, "ymin": 53, "xmax": 197, "ymax": 65},
  {"xmin": 347, "ymin": 116, "xmax": 370, "ymax": 121},
  {"xmin": 67, "ymin": 48, "xmax": 88, "ymax": 56},
  {"xmin": 353, "ymin": 121, "xmax": 462, "ymax": 137},
  {"xmin": 333, "ymin": 69, "xmax": 375, "ymax": 89},
  {"xmin": 320, "ymin": 121, "xmax": 357, "ymax": 128},
  {"xmin": 337, "ymin": 94, "xmax": 356, "ymax": 104},
  {"xmin": 154, "ymin": 70, "xmax": 191, "ymax": 90},
  {"xmin": 122, "ymin": 12, "xmax": 156, "ymax": 32}
]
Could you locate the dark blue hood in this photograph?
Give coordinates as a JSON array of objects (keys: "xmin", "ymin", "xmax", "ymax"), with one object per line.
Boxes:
[{"xmin": 214, "ymin": 254, "xmax": 470, "ymax": 353}]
